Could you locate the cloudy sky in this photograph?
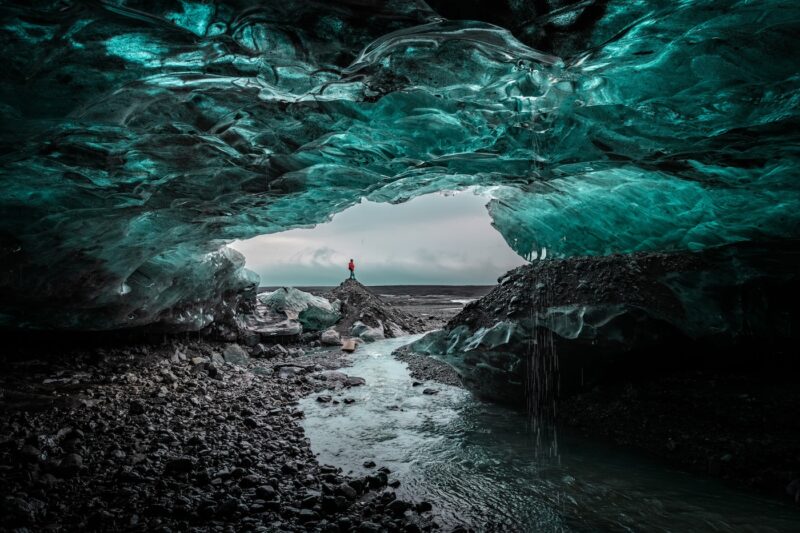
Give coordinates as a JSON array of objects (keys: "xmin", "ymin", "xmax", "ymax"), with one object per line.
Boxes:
[{"xmin": 229, "ymin": 189, "xmax": 527, "ymax": 286}]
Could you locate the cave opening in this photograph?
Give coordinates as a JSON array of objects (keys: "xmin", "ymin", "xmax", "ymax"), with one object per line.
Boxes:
[
  {"xmin": 2, "ymin": 0, "xmax": 800, "ymax": 530},
  {"xmin": 229, "ymin": 188, "xmax": 528, "ymax": 288}
]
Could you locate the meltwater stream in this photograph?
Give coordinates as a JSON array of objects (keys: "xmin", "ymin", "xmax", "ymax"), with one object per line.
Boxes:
[{"xmin": 300, "ymin": 336, "xmax": 799, "ymax": 532}]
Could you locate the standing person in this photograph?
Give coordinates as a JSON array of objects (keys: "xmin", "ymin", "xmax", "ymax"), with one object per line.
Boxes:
[{"xmin": 348, "ymin": 258, "xmax": 356, "ymax": 280}]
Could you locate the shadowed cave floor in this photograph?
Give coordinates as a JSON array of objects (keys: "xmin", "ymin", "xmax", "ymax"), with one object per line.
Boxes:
[{"xmin": 1, "ymin": 290, "xmax": 798, "ymax": 532}]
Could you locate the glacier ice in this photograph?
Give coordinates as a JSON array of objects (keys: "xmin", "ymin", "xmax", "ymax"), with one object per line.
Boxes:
[
  {"xmin": 0, "ymin": 0, "xmax": 798, "ymax": 329},
  {"xmin": 410, "ymin": 241, "xmax": 800, "ymax": 406},
  {"xmin": 258, "ymin": 287, "xmax": 341, "ymax": 331},
  {"xmin": 350, "ymin": 320, "xmax": 386, "ymax": 342}
]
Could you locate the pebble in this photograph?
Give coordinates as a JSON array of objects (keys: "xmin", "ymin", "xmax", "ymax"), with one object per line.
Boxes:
[{"xmin": 0, "ymin": 336, "xmax": 433, "ymax": 531}]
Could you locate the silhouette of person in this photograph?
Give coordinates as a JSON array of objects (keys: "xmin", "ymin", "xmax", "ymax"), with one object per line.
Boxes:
[{"xmin": 348, "ymin": 258, "xmax": 356, "ymax": 280}]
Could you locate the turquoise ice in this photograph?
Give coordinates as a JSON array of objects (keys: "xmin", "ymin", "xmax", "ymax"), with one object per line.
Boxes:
[{"xmin": 0, "ymin": 0, "xmax": 798, "ymax": 329}]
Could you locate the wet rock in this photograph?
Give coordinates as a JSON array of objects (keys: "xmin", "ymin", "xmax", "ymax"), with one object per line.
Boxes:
[
  {"xmin": 129, "ymin": 399, "xmax": 146, "ymax": 415},
  {"xmin": 299, "ymin": 508, "xmax": 319, "ymax": 522},
  {"xmin": 165, "ymin": 456, "xmax": 195, "ymax": 474},
  {"xmin": 278, "ymin": 366, "xmax": 304, "ymax": 379},
  {"xmin": 336, "ymin": 483, "xmax": 357, "ymax": 500},
  {"xmin": 366, "ymin": 472, "xmax": 387, "ymax": 489},
  {"xmin": 267, "ymin": 344, "xmax": 289, "ymax": 358},
  {"xmin": 359, "ymin": 521, "xmax": 382, "ymax": 532},
  {"xmin": 223, "ymin": 343, "xmax": 249, "ymax": 366},
  {"xmin": 363, "ymin": 460, "xmax": 376, "ymax": 468},
  {"xmin": 20, "ymin": 444, "xmax": 41, "ymax": 463},
  {"xmin": 250, "ymin": 343, "xmax": 267, "ymax": 357},
  {"xmin": 321, "ymin": 329, "xmax": 341, "ymax": 346},
  {"xmin": 256, "ymin": 485, "xmax": 277, "ymax": 500},
  {"xmin": 239, "ymin": 330, "xmax": 260, "ymax": 347},
  {"xmin": 416, "ymin": 501, "xmax": 432, "ymax": 513},
  {"xmin": 346, "ymin": 376, "xmax": 366, "ymax": 387},
  {"xmin": 171, "ymin": 347, "xmax": 187, "ymax": 363},
  {"xmin": 160, "ymin": 368, "xmax": 178, "ymax": 383},
  {"xmin": 317, "ymin": 395, "xmax": 332, "ymax": 403},
  {"xmin": 62, "ymin": 428, "xmax": 85, "ymax": 441},
  {"xmin": 59, "ymin": 453, "xmax": 83, "ymax": 476},
  {"xmin": 351, "ymin": 321, "xmax": 385, "ymax": 342},
  {"xmin": 388, "ymin": 499, "xmax": 410, "ymax": 515},
  {"xmin": 216, "ymin": 497, "xmax": 240, "ymax": 517},
  {"xmin": 109, "ymin": 448, "xmax": 126, "ymax": 460},
  {"xmin": 240, "ymin": 474, "xmax": 261, "ymax": 487},
  {"xmin": 321, "ymin": 495, "xmax": 338, "ymax": 514},
  {"xmin": 302, "ymin": 492, "xmax": 320, "ymax": 508},
  {"xmin": 422, "ymin": 388, "xmax": 439, "ymax": 395}
]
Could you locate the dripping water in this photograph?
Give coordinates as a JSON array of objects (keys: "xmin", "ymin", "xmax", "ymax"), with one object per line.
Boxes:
[{"xmin": 524, "ymin": 265, "xmax": 560, "ymax": 460}]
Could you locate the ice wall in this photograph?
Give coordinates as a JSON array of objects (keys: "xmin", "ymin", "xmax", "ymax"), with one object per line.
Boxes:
[{"xmin": 0, "ymin": 1, "xmax": 798, "ymax": 329}]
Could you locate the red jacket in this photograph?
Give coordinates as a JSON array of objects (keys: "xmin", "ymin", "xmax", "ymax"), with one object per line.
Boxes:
[{"xmin": 348, "ymin": 260, "xmax": 355, "ymax": 271}]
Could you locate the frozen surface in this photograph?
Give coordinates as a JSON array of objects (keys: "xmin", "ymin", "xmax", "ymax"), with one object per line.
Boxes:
[
  {"xmin": 0, "ymin": 1, "xmax": 798, "ymax": 328},
  {"xmin": 258, "ymin": 287, "xmax": 341, "ymax": 331}
]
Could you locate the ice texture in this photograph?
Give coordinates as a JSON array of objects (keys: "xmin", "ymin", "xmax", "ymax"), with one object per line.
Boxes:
[
  {"xmin": 410, "ymin": 242, "xmax": 800, "ymax": 406},
  {"xmin": 258, "ymin": 288, "xmax": 341, "ymax": 331},
  {"xmin": 1, "ymin": 1, "xmax": 798, "ymax": 329}
]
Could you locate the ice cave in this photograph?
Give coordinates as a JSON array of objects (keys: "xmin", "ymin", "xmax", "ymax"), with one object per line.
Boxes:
[{"xmin": 1, "ymin": 0, "xmax": 799, "ymax": 530}]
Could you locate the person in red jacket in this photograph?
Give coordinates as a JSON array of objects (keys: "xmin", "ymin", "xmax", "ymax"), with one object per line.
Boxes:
[{"xmin": 348, "ymin": 258, "xmax": 356, "ymax": 280}]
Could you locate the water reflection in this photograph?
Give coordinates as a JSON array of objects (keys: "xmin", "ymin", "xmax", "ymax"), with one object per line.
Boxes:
[{"xmin": 300, "ymin": 336, "xmax": 798, "ymax": 532}]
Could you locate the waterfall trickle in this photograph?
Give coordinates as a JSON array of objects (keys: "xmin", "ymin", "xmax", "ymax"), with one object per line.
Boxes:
[{"xmin": 524, "ymin": 266, "xmax": 560, "ymax": 458}]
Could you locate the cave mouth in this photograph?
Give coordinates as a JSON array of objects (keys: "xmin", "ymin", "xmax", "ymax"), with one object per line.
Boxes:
[
  {"xmin": 1, "ymin": 0, "xmax": 798, "ymax": 332},
  {"xmin": 1, "ymin": 2, "xmax": 800, "ymax": 529},
  {"xmin": 229, "ymin": 188, "xmax": 528, "ymax": 288}
]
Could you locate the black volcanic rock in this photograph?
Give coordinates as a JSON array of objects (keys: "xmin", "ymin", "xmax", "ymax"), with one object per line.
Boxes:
[
  {"xmin": 410, "ymin": 241, "xmax": 800, "ymax": 407},
  {"xmin": 327, "ymin": 279, "xmax": 425, "ymax": 340}
]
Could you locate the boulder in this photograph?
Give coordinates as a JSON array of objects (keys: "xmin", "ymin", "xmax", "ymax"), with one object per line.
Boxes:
[
  {"xmin": 351, "ymin": 321, "xmax": 385, "ymax": 342},
  {"xmin": 320, "ymin": 329, "xmax": 341, "ymax": 346},
  {"xmin": 258, "ymin": 288, "xmax": 341, "ymax": 331},
  {"xmin": 223, "ymin": 344, "xmax": 249, "ymax": 366}
]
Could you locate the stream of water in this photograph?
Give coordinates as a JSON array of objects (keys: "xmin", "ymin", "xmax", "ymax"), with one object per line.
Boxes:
[{"xmin": 299, "ymin": 336, "xmax": 799, "ymax": 532}]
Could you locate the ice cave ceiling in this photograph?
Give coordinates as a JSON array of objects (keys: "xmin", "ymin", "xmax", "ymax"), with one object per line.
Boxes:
[{"xmin": 0, "ymin": 0, "xmax": 798, "ymax": 330}]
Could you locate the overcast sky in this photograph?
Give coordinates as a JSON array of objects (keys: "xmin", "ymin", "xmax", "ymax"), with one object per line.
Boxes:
[{"xmin": 229, "ymin": 190, "xmax": 527, "ymax": 286}]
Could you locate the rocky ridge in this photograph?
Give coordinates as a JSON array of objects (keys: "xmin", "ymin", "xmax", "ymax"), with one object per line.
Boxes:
[{"xmin": 325, "ymin": 280, "xmax": 426, "ymax": 341}]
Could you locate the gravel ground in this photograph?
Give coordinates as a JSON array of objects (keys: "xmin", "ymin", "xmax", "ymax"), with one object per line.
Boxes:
[
  {"xmin": 0, "ymin": 338, "xmax": 439, "ymax": 532},
  {"xmin": 391, "ymin": 347, "xmax": 463, "ymax": 388}
]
